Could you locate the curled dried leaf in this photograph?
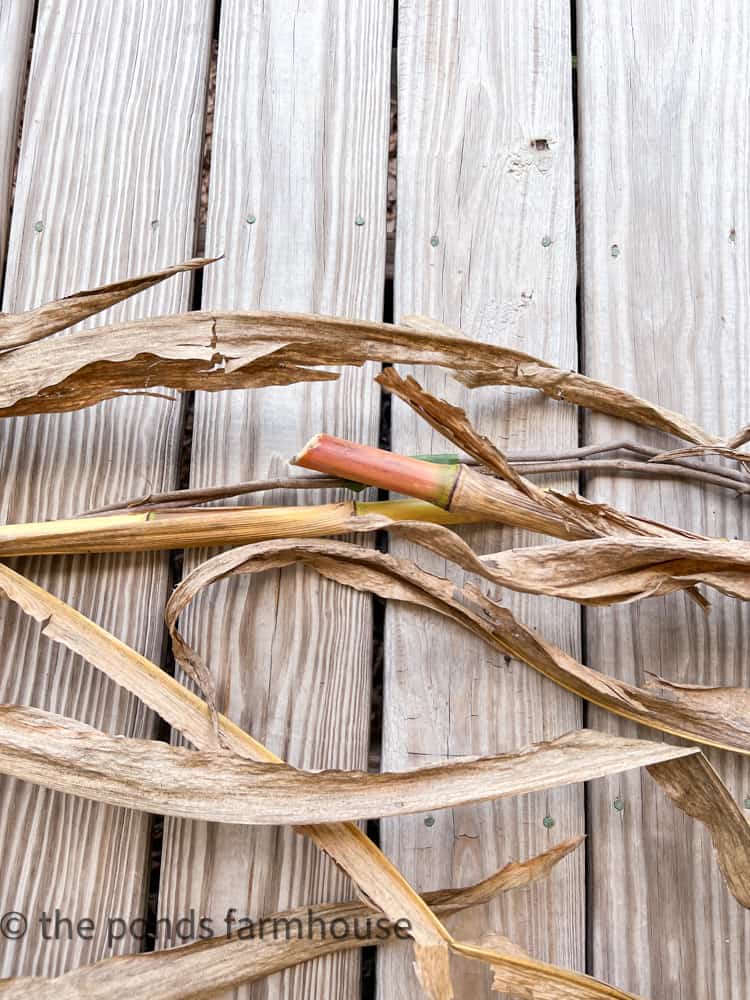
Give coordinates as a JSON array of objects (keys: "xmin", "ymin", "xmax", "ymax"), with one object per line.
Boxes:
[
  {"xmin": 463, "ymin": 533, "xmax": 750, "ymax": 604},
  {"xmin": 335, "ymin": 513, "xmax": 750, "ymax": 606},
  {"xmin": 167, "ymin": 536, "xmax": 750, "ymax": 758}
]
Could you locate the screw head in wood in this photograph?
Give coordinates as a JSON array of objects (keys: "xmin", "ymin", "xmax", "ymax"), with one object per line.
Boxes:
[
  {"xmin": 355, "ymin": 215, "xmax": 365, "ymax": 227},
  {"xmin": 613, "ymin": 797, "xmax": 625, "ymax": 812},
  {"xmin": 542, "ymin": 814, "xmax": 555, "ymax": 829},
  {"xmin": 246, "ymin": 214, "xmax": 256, "ymax": 225},
  {"xmin": 541, "ymin": 235, "xmax": 552, "ymax": 247},
  {"xmin": 430, "ymin": 235, "xmax": 439, "ymax": 247},
  {"xmin": 424, "ymin": 815, "xmax": 435, "ymax": 827},
  {"xmin": 744, "ymin": 796, "xmax": 750, "ymax": 810},
  {"xmin": 33, "ymin": 220, "xmax": 44, "ymax": 233},
  {"xmin": 610, "ymin": 244, "xmax": 620, "ymax": 257}
]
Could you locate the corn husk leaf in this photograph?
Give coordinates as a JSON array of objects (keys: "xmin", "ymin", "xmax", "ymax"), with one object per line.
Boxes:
[
  {"xmin": 167, "ymin": 536, "xmax": 750, "ymax": 758},
  {"xmin": 0, "ymin": 260, "xmax": 742, "ymax": 450},
  {"xmin": 0, "ymin": 705, "xmax": 695, "ymax": 824},
  {"xmin": 0, "ymin": 838, "xmax": 583, "ymax": 1000},
  {"xmin": 0, "ymin": 257, "xmax": 214, "ymax": 352}
]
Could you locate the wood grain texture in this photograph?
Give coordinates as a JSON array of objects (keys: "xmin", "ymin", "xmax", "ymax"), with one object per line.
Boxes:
[
  {"xmin": 0, "ymin": 0, "xmax": 33, "ymax": 275},
  {"xmin": 578, "ymin": 3, "xmax": 750, "ymax": 996},
  {"xmin": 157, "ymin": 2, "xmax": 392, "ymax": 998},
  {"xmin": 0, "ymin": 0, "xmax": 212, "ymax": 977},
  {"xmin": 379, "ymin": 2, "xmax": 583, "ymax": 995}
]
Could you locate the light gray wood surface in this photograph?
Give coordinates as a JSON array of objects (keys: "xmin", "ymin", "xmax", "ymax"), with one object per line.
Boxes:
[
  {"xmin": 0, "ymin": 0, "xmax": 212, "ymax": 976},
  {"xmin": 379, "ymin": 2, "xmax": 583, "ymax": 996},
  {"xmin": 578, "ymin": 2, "xmax": 750, "ymax": 996},
  {"xmin": 0, "ymin": 0, "xmax": 33, "ymax": 275},
  {"xmin": 157, "ymin": 2, "xmax": 392, "ymax": 997}
]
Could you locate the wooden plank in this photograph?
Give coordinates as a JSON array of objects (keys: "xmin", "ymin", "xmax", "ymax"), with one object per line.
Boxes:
[
  {"xmin": 379, "ymin": 2, "xmax": 582, "ymax": 995},
  {"xmin": 0, "ymin": 0, "xmax": 33, "ymax": 274},
  {"xmin": 578, "ymin": 3, "xmax": 750, "ymax": 996},
  {"xmin": 157, "ymin": 2, "xmax": 392, "ymax": 997},
  {"xmin": 0, "ymin": 0, "xmax": 212, "ymax": 977}
]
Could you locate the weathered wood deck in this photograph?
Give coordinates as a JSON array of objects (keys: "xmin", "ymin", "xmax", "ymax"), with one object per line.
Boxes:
[{"xmin": 0, "ymin": 2, "xmax": 748, "ymax": 998}]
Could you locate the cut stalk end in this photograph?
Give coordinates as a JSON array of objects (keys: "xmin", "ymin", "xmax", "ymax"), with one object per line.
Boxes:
[{"xmin": 293, "ymin": 434, "xmax": 460, "ymax": 508}]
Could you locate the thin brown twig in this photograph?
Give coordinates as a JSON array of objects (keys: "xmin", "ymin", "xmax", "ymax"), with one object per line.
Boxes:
[
  {"xmin": 82, "ymin": 475, "xmax": 346, "ymax": 515},
  {"xmin": 517, "ymin": 459, "xmax": 750, "ymax": 494},
  {"xmin": 81, "ymin": 439, "xmax": 750, "ymax": 516}
]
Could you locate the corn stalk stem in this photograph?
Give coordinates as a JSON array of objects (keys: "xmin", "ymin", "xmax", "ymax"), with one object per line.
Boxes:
[
  {"xmin": 293, "ymin": 434, "xmax": 709, "ymax": 544},
  {"xmin": 0, "ymin": 499, "xmax": 478, "ymax": 558}
]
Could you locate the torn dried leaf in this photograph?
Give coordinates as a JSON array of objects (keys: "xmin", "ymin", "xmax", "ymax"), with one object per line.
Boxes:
[
  {"xmin": 0, "ymin": 257, "xmax": 214, "ymax": 352},
  {"xmin": 0, "ymin": 838, "xmax": 585, "ymax": 1000},
  {"xmin": 0, "ymin": 263, "xmax": 745, "ymax": 450}
]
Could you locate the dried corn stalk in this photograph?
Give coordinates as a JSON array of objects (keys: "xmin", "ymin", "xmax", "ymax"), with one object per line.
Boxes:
[
  {"xmin": 0, "ymin": 499, "xmax": 477, "ymax": 558},
  {"xmin": 1, "ymin": 503, "xmax": 749, "ymax": 610}
]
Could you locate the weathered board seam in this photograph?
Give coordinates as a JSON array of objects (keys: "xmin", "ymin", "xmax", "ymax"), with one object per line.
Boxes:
[
  {"xmin": 578, "ymin": 2, "xmax": 750, "ymax": 996},
  {"xmin": 0, "ymin": 0, "xmax": 212, "ymax": 977},
  {"xmin": 379, "ymin": 2, "xmax": 584, "ymax": 995},
  {"xmin": 157, "ymin": 2, "xmax": 392, "ymax": 998}
]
